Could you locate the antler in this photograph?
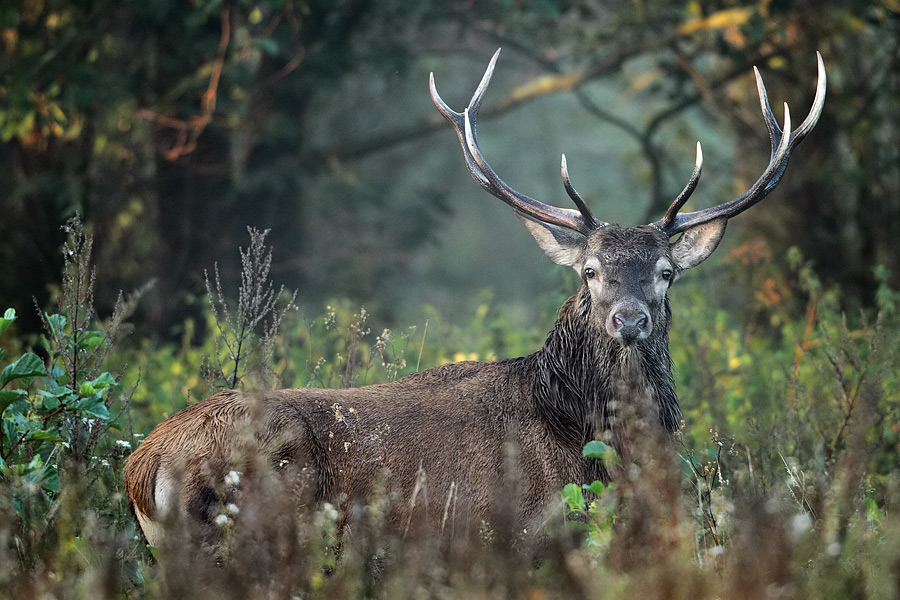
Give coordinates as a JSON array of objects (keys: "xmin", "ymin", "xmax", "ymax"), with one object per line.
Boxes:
[
  {"xmin": 430, "ymin": 49, "xmax": 605, "ymax": 235},
  {"xmin": 657, "ymin": 52, "xmax": 827, "ymax": 235}
]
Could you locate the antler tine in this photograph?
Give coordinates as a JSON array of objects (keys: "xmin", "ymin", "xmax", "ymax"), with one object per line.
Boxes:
[
  {"xmin": 661, "ymin": 142, "xmax": 703, "ymax": 230},
  {"xmin": 659, "ymin": 53, "xmax": 825, "ymax": 235},
  {"xmin": 431, "ymin": 49, "xmax": 600, "ymax": 235},
  {"xmin": 561, "ymin": 154, "xmax": 603, "ymax": 227},
  {"xmin": 430, "ymin": 60, "xmax": 493, "ymax": 190},
  {"xmin": 756, "ymin": 51, "xmax": 828, "ymax": 156}
]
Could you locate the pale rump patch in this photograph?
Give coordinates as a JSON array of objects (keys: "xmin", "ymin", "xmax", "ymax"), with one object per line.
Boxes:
[
  {"xmin": 135, "ymin": 506, "xmax": 165, "ymax": 548},
  {"xmin": 155, "ymin": 468, "xmax": 177, "ymax": 516},
  {"xmin": 137, "ymin": 467, "xmax": 177, "ymax": 548}
]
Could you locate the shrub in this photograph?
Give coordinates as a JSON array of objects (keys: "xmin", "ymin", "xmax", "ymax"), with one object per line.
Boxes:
[{"xmin": 2, "ymin": 223, "xmax": 899, "ymax": 599}]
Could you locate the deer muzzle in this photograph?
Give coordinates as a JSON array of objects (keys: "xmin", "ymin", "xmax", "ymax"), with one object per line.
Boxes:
[{"xmin": 607, "ymin": 301, "xmax": 652, "ymax": 343}]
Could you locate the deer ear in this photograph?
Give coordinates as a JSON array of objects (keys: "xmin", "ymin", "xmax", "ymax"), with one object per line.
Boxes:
[
  {"xmin": 670, "ymin": 217, "xmax": 727, "ymax": 270},
  {"xmin": 516, "ymin": 214, "xmax": 584, "ymax": 268}
]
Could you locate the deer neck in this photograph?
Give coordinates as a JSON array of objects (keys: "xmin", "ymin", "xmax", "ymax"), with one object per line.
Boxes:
[{"xmin": 531, "ymin": 287, "xmax": 680, "ymax": 448}]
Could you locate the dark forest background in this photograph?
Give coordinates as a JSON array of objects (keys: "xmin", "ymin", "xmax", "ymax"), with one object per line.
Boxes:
[
  {"xmin": 2, "ymin": 0, "xmax": 898, "ymax": 338},
  {"xmin": 3, "ymin": 3, "xmax": 900, "ymax": 597}
]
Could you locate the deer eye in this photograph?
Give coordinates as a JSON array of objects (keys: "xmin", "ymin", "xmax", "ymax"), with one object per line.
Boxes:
[
  {"xmin": 661, "ymin": 269, "xmax": 673, "ymax": 281},
  {"xmin": 584, "ymin": 267, "xmax": 596, "ymax": 280}
]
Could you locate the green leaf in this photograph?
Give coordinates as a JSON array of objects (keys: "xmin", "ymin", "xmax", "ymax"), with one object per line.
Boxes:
[
  {"xmin": 23, "ymin": 459, "xmax": 60, "ymax": 494},
  {"xmin": 46, "ymin": 313, "xmax": 68, "ymax": 334},
  {"xmin": 584, "ymin": 480, "xmax": 607, "ymax": 495},
  {"xmin": 49, "ymin": 363, "xmax": 66, "ymax": 384},
  {"xmin": 0, "ymin": 308, "xmax": 16, "ymax": 336},
  {"xmin": 26, "ymin": 428, "xmax": 64, "ymax": 443},
  {"xmin": 3, "ymin": 419, "xmax": 18, "ymax": 449},
  {"xmin": 582, "ymin": 440, "xmax": 605, "ymax": 458},
  {"xmin": 89, "ymin": 372, "xmax": 116, "ymax": 389},
  {"xmin": 43, "ymin": 467, "xmax": 60, "ymax": 494},
  {"xmin": 73, "ymin": 396, "xmax": 110, "ymax": 420},
  {"xmin": 39, "ymin": 385, "xmax": 76, "ymax": 403},
  {"xmin": 0, "ymin": 353, "xmax": 47, "ymax": 387},
  {"xmin": 40, "ymin": 393, "xmax": 61, "ymax": 411},
  {"xmin": 582, "ymin": 440, "xmax": 621, "ymax": 465},
  {"xmin": 11, "ymin": 411, "xmax": 36, "ymax": 431},
  {"xmin": 76, "ymin": 330, "xmax": 108, "ymax": 352},
  {"xmin": 561, "ymin": 483, "xmax": 585, "ymax": 512},
  {"xmin": 0, "ymin": 389, "xmax": 27, "ymax": 414}
]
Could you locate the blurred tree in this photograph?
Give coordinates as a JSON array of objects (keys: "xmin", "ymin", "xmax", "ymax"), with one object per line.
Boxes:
[
  {"xmin": 0, "ymin": 0, "xmax": 445, "ymax": 335},
  {"xmin": 1, "ymin": 0, "xmax": 898, "ymax": 337}
]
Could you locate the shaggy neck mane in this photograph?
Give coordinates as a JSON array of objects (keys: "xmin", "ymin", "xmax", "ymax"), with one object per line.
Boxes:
[{"xmin": 529, "ymin": 286, "xmax": 680, "ymax": 448}]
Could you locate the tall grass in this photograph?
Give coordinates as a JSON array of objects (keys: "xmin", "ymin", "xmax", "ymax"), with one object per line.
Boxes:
[{"xmin": 1, "ymin": 229, "xmax": 898, "ymax": 599}]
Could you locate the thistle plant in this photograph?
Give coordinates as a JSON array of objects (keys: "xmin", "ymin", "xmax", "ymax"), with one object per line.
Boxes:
[{"xmin": 204, "ymin": 227, "xmax": 297, "ymax": 390}]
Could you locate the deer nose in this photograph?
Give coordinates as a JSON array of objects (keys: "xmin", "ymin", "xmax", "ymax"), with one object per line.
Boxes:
[{"xmin": 609, "ymin": 306, "xmax": 651, "ymax": 342}]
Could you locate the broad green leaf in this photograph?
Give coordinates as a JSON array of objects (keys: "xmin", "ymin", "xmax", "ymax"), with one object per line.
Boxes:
[
  {"xmin": 583, "ymin": 480, "xmax": 607, "ymax": 495},
  {"xmin": 582, "ymin": 440, "xmax": 605, "ymax": 458},
  {"xmin": 23, "ymin": 459, "xmax": 59, "ymax": 494},
  {"xmin": 4, "ymin": 396, "xmax": 30, "ymax": 416},
  {"xmin": 46, "ymin": 313, "xmax": 67, "ymax": 334},
  {"xmin": 3, "ymin": 419, "xmax": 18, "ymax": 449},
  {"xmin": 582, "ymin": 440, "xmax": 621, "ymax": 465},
  {"xmin": 0, "ymin": 308, "xmax": 15, "ymax": 336},
  {"xmin": 76, "ymin": 330, "xmax": 108, "ymax": 352},
  {"xmin": 38, "ymin": 385, "xmax": 76, "ymax": 402},
  {"xmin": 561, "ymin": 483, "xmax": 585, "ymax": 512},
  {"xmin": 0, "ymin": 389, "xmax": 26, "ymax": 413},
  {"xmin": 26, "ymin": 428, "xmax": 64, "ymax": 443},
  {"xmin": 49, "ymin": 363, "xmax": 66, "ymax": 384},
  {"xmin": 89, "ymin": 372, "xmax": 116, "ymax": 389},
  {"xmin": 43, "ymin": 467, "xmax": 60, "ymax": 493},
  {"xmin": 40, "ymin": 393, "xmax": 61, "ymax": 411},
  {"xmin": 0, "ymin": 353, "xmax": 46, "ymax": 387},
  {"xmin": 73, "ymin": 396, "xmax": 110, "ymax": 420},
  {"xmin": 11, "ymin": 411, "xmax": 37, "ymax": 431}
]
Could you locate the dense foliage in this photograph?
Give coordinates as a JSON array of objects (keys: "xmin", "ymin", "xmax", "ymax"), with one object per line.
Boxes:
[{"xmin": 1, "ymin": 214, "xmax": 899, "ymax": 599}]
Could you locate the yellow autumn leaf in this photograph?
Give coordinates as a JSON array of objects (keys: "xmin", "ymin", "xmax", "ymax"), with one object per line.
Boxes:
[
  {"xmin": 509, "ymin": 73, "xmax": 580, "ymax": 102},
  {"xmin": 677, "ymin": 7, "xmax": 753, "ymax": 36}
]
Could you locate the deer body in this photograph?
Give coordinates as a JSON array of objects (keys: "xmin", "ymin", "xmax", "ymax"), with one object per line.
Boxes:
[
  {"xmin": 125, "ymin": 242, "xmax": 672, "ymax": 546},
  {"xmin": 124, "ymin": 51, "xmax": 825, "ymax": 548}
]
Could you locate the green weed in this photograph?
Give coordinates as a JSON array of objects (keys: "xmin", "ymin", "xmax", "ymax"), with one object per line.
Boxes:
[{"xmin": 1, "ymin": 229, "xmax": 899, "ymax": 599}]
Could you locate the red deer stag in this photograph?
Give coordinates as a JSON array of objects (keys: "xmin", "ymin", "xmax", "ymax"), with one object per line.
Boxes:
[{"xmin": 124, "ymin": 50, "xmax": 825, "ymax": 549}]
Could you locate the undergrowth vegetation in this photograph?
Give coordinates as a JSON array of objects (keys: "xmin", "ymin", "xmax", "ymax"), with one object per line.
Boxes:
[{"xmin": 1, "ymin": 219, "xmax": 898, "ymax": 599}]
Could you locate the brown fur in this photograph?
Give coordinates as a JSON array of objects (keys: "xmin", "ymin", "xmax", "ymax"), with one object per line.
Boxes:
[{"xmin": 123, "ymin": 274, "xmax": 677, "ymax": 545}]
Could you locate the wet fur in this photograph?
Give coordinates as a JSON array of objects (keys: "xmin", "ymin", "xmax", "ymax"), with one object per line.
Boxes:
[{"xmin": 123, "ymin": 266, "xmax": 680, "ymax": 546}]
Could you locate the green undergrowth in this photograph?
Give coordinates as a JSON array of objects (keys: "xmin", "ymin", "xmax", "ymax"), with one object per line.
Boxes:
[{"xmin": 1, "ymin": 223, "xmax": 899, "ymax": 599}]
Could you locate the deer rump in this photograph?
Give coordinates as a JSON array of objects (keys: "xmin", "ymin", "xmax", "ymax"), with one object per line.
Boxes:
[{"xmin": 123, "ymin": 357, "xmax": 605, "ymax": 549}]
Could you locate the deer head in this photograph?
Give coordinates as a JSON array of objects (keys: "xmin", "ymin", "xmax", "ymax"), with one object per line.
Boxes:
[{"xmin": 430, "ymin": 50, "xmax": 826, "ymax": 345}]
